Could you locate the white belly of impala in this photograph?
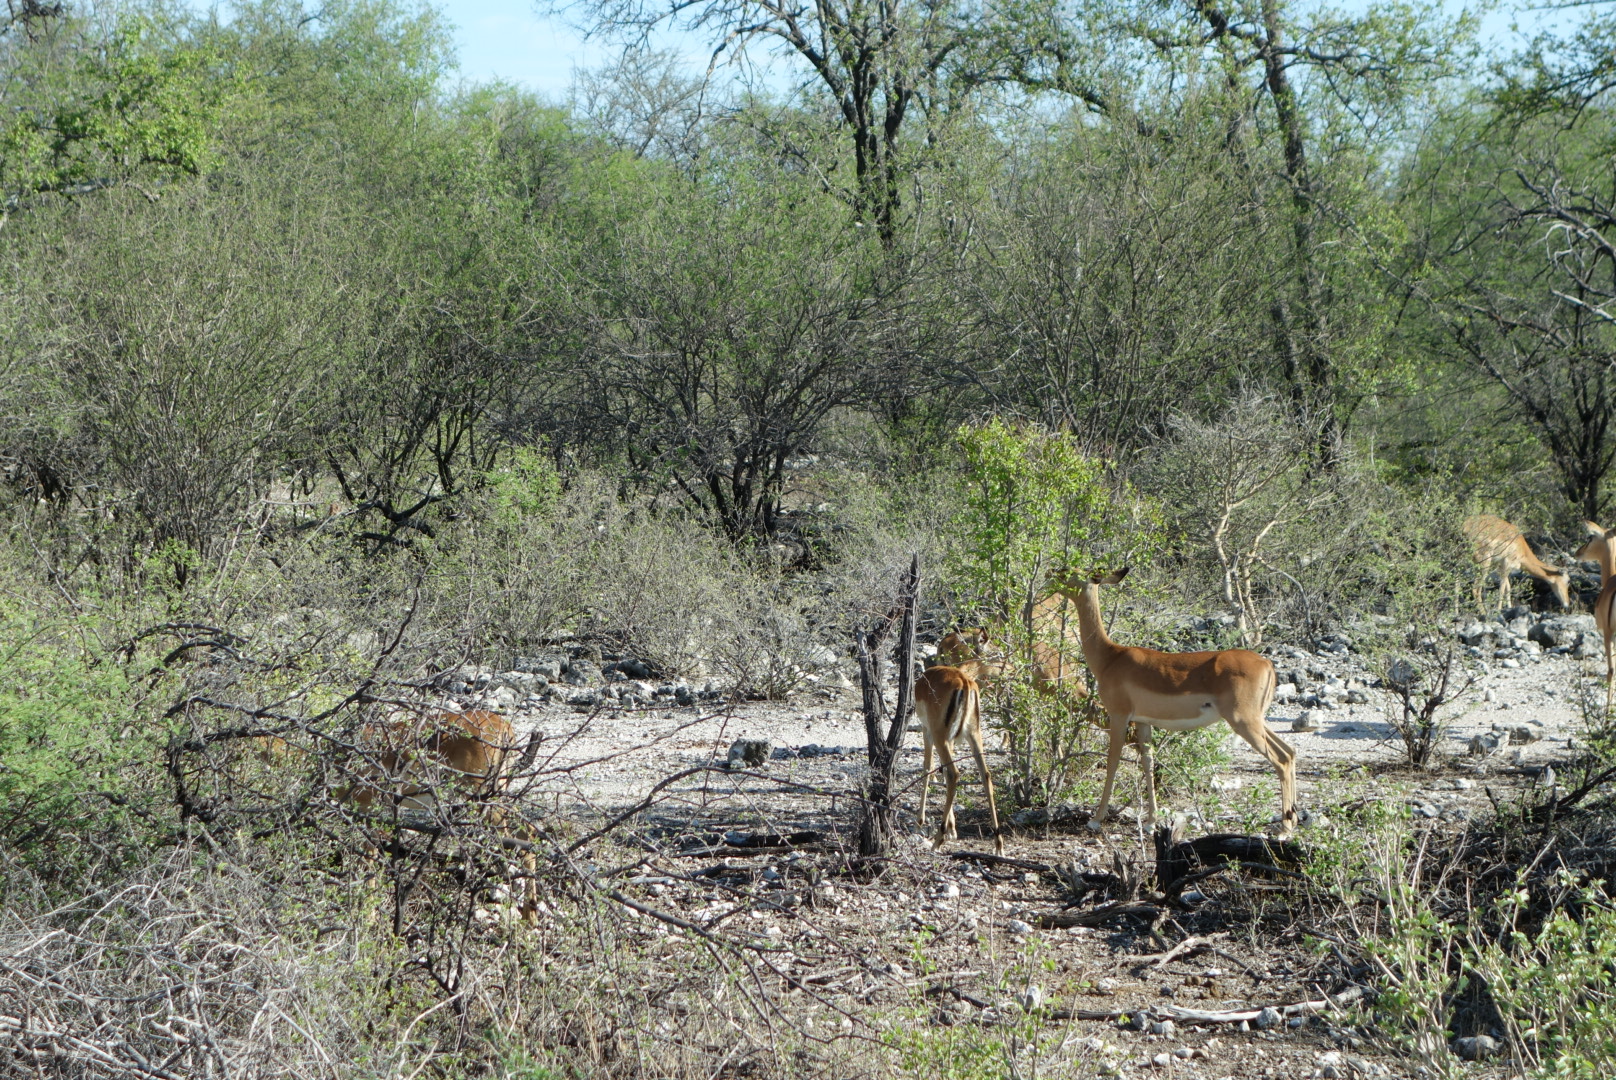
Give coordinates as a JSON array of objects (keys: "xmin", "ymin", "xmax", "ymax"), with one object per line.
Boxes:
[{"xmin": 1134, "ymin": 698, "xmax": 1225, "ymax": 732}]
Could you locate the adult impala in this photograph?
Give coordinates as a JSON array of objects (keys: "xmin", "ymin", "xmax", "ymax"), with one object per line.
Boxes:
[
  {"xmin": 1463, "ymin": 515, "xmax": 1572, "ymax": 612},
  {"xmin": 914, "ymin": 664, "xmax": 1003, "ymax": 853},
  {"xmin": 1576, "ymin": 521, "xmax": 1616, "ymax": 711},
  {"xmin": 1046, "ymin": 567, "xmax": 1298, "ymax": 836},
  {"xmin": 335, "ymin": 708, "xmax": 540, "ymax": 924}
]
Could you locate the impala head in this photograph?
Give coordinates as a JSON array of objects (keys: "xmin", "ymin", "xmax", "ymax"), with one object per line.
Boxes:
[
  {"xmin": 1543, "ymin": 567, "xmax": 1573, "ymax": 609},
  {"xmin": 1577, "ymin": 522, "xmax": 1613, "ymax": 562},
  {"xmin": 939, "ymin": 626, "xmax": 993, "ymax": 666},
  {"xmin": 1049, "ymin": 564, "xmax": 1130, "ymax": 594}
]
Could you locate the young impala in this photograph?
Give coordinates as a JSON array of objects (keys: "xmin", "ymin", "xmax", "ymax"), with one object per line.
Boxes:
[
  {"xmin": 915, "ymin": 664, "xmax": 1003, "ymax": 853},
  {"xmin": 1463, "ymin": 515, "xmax": 1572, "ymax": 612},
  {"xmin": 1046, "ymin": 567, "xmax": 1298, "ymax": 836}
]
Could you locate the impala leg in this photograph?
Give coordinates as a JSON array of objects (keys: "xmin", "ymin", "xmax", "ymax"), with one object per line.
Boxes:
[
  {"xmin": 1501, "ymin": 570, "xmax": 1512, "ymax": 611},
  {"xmin": 933, "ymin": 739, "xmax": 961, "ymax": 849},
  {"xmin": 961, "ymin": 709, "xmax": 1003, "ymax": 854},
  {"xmin": 1134, "ymin": 723, "xmax": 1157, "ymax": 825},
  {"xmin": 1229, "ymin": 719, "xmax": 1298, "ymax": 837},
  {"xmin": 1605, "ymin": 632, "xmax": 1613, "ymax": 717},
  {"xmin": 919, "ymin": 726, "xmax": 934, "ymax": 828},
  {"xmin": 1087, "ymin": 712, "xmax": 1130, "ymax": 831}
]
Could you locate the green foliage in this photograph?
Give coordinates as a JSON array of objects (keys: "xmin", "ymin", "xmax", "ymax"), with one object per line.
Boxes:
[
  {"xmin": 2, "ymin": 14, "xmax": 233, "ymax": 201},
  {"xmin": 950, "ymin": 419, "xmax": 1169, "ymax": 805},
  {"xmin": 483, "ymin": 445, "xmax": 563, "ymax": 523},
  {"xmin": 0, "ymin": 601, "xmax": 142, "ymax": 869},
  {"xmin": 952, "ymin": 418, "xmax": 1159, "ymax": 619},
  {"xmin": 1467, "ymin": 877, "xmax": 1616, "ymax": 1077}
]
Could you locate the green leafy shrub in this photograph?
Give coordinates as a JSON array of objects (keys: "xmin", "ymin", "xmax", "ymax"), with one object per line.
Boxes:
[{"xmin": 0, "ymin": 600, "xmax": 145, "ymax": 875}]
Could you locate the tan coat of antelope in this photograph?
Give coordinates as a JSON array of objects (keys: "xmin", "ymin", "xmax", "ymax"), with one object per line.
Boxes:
[
  {"xmin": 1463, "ymin": 514, "xmax": 1572, "ymax": 612},
  {"xmin": 334, "ymin": 708, "xmax": 539, "ymax": 924},
  {"xmin": 938, "ymin": 587, "xmax": 1091, "ymax": 704},
  {"xmin": 1576, "ymin": 521, "xmax": 1616, "ymax": 711},
  {"xmin": 1046, "ymin": 567, "xmax": 1298, "ymax": 836},
  {"xmin": 915, "ymin": 664, "xmax": 1003, "ymax": 853}
]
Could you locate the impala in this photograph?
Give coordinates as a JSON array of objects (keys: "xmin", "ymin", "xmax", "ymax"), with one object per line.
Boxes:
[
  {"xmin": 335, "ymin": 708, "xmax": 539, "ymax": 924},
  {"xmin": 1046, "ymin": 567, "xmax": 1298, "ymax": 836},
  {"xmin": 938, "ymin": 590, "xmax": 1091, "ymax": 706},
  {"xmin": 1463, "ymin": 515, "xmax": 1572, "ymax": 612},
  {"xmin": 1576, "ymin": 521, "xmax": 1616, "ymax": 711},
  {"xmin": 915, "ymin": 664, "xmax": 1003, "ymax": 853}
]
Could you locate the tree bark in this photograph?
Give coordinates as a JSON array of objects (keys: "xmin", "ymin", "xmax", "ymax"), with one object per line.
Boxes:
[{"xmin": 856, "ymin": 554, "xmax": 921, "ymax": 857}]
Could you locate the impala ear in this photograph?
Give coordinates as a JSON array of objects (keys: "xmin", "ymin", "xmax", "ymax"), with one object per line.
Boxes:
[{"xmin": 1090, "ymin": 567, "xmax": 1130, "ymax": 585}]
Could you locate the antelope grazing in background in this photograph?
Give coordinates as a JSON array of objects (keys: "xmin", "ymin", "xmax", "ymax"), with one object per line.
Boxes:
[
  {"xmin": 1463, "ymin": 514, "xmax": 1572, "ymax": 613},
  {"xmin": 1045, "ymin": 567, "xmax": 1298, "ymax": 836}
]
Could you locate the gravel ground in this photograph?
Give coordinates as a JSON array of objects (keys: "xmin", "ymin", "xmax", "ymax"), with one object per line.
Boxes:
[{"xmin": 471, "ymin": 628, "xmax": 1594, "ymax": 1079}]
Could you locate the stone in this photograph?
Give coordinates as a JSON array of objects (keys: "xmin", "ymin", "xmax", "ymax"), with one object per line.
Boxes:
[
  {"xmin": 673, "ymin": 684, "xmax": 696, "ymax": 706},
  {"xmin": 1387, "ymin": 658, "xmax": 1421, "ymax": 687},
  {"xmin": 607, "ymin": 657, "xmax": 654, "ymax": 680},
  {"xmin": 936, "ymin": 881, "xmax": 960, "ymax": 899},
  {"xmin": 1018, "ymin": 985, "xmax": 1045, "ymax": 1011},
  {"xmin": 1530, "ymin": 614, "xmax": 1596, "ymax": 647},
  {"xmin": 1456, "ymin": 622, "xmax": 1494, "ymax": 646},
  {"xmin": 1452, "ymin": 1034, "xmax": 1499, "ymax": 1061},
  {"xmin": 1273, "ymin": 682, "xmax": 1299, "ymax": 703},
  {"xmin": 1152, "ymin": 1052, "xmax": 1172, "ymax": 1068},
  {"xmin": 1345, "ymin": 689, "xmax": 1369, "ymax": 704},
  {"xmin": 726, "ymin": 739, "xmax": 771, "ymax": 769},
  {"xmin": 1006, "ymin": 919, "xmax": 1034, "ymax": 935},
  {"xmin": 1254, "ymin": 1006, "xmax": 1283, "ymax": 1030},
  {"xmin": 565, "ymin": 660, "xmax": 601, "ymax": 685},
  {"xmin": 1508, "ymin": 725, "xmax": 1540, "ymax": 744},
  {"xmin": 1148, "ymin": 1019, "xmax": 1175, "ymax": 1036},
  {"xmin": 1293, "ymin": 710, "xmax": 1321, "ymax": 733}
]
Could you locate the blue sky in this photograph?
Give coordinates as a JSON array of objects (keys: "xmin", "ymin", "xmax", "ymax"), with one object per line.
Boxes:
[{"xmin": 435, "ymin": 0, "xmax": 1550, "ymax": 100}]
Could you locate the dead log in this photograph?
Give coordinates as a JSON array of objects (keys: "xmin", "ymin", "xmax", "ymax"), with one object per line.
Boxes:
[{"xmin": 1154, "ymin": 819, "xmax": 1307, "ymax": 896}]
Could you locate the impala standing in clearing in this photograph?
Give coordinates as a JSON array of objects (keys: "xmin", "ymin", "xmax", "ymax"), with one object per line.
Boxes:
[
  {"xmin": 1577, "ymin": 521, "xmax": 1616, "ymax": 711},
  {"xmin": 1045, "ymin": 567, "xmax": 1298, "ymax": 836}
]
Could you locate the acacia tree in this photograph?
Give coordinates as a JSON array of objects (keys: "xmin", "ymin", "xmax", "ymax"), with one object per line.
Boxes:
[
  {"xmin": 554, "ymin": 165, "xmax": 886, "ymax": 541},
  {"xmin": 1127, "ymin": 0, "xmax": 1469, "ymax": 444},
  {"xmin": 1403, "ymin": 108, "xmax": 1616, "ymax": 521},
  {"xmin": 545, "ymin": 0, "xmax": 1113, "ymax": 246}
]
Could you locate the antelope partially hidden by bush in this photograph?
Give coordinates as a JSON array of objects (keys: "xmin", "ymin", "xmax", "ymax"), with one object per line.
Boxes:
[{"xmin": 333, "ymin": 708, "xmax": 541, "ymax": 925}]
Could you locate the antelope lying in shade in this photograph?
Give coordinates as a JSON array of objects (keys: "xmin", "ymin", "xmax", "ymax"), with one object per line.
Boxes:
[
  {"xmin": 915, "ymin": 664, "xmax": 1003, "ymax": 853},
  {"xmin": 333, "ymin": 708, "xmax": 541, "ymax": 925}
]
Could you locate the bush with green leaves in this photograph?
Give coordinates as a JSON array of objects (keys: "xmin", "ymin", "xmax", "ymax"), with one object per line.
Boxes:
[
  {"xmin": 949, "ymin": 418, "xmax": 1168, "ymax": 805},
  {"xmin": 0, "ymin": 599, "xmax": 147, "ymax": 877}
]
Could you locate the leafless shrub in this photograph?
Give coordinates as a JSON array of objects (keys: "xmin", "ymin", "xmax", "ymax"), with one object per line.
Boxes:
[{"xmin": 1379, "ymin": 644, "xmax": 1476, "ymax": 768}]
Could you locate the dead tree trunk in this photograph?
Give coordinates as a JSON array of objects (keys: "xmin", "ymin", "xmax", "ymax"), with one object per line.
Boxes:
[{"xmin": 856, "ymin": 554, "xmax": 921, "ymax": 857}]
